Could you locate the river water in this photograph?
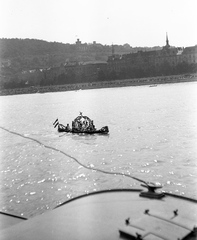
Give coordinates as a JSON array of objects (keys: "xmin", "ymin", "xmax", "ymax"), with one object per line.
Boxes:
[{"xmin": 0, "ymin": 82, "xmax": 197, "ymax": 218}]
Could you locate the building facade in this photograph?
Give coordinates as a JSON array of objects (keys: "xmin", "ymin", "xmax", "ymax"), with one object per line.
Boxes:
[{"xmin": 107, "ymin": 35, "xmax": 197, "ymax": 77}]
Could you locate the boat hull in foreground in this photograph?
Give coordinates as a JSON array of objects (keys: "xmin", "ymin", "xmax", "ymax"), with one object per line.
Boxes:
[{"xmin": 1, "ymin": 189, "xmax": 197, "ymax": 240}]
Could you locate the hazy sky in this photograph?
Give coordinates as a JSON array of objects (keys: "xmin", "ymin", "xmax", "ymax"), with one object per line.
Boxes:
[{"xmin": 0, "ymin": 0, "xmax": 197, "ymax": 47}]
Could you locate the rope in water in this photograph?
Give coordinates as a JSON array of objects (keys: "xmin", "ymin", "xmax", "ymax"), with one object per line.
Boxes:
[{"xmin": 0, "ymin": 126, "xmax": 148, "ymax": 185}]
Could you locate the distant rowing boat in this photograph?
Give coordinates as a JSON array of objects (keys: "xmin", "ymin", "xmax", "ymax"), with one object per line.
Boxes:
[
  {"xmin": 53, "ymin": 112, "xmax": 109, "ymax": 134},
  {"xmin": 56, "ymin": 123, "xmax": 109, "ymax": 134}
]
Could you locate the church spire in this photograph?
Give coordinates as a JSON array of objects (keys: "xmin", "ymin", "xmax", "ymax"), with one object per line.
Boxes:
[{"xmin": 166, "ymin": 32, "xmax": 170, "ymax": 47}]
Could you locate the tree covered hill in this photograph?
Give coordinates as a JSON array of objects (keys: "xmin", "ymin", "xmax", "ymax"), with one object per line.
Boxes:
[
  {"xmin": 0, "ymin": 38, "xmax": 89, "ymax": 70},
  {"xmin": 1, "ymin": 38, "xmax": 196, "ymax": 92},
  {"xmin": 0, "ymin": 38, "xmax": 162, "ymax": 70},
  {"xmin": 0, "ymin": 38, "xmax": 76, "ymax": 58},
  {"xmin": 0, "ymin": 38, "xmax": 163, "ymax": 90}
]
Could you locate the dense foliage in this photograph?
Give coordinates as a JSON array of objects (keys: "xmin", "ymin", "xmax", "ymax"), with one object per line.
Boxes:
[
  {"xmin": 0, "ymin": 38, "xmax": 196, "ymax": 91},
  {"xmin": 0, "ymin": 38, "xmax": 161, "ymax": 68}
]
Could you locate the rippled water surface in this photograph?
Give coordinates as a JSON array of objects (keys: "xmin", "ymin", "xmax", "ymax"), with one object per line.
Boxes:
[{"xmin": 0, "ymin": 82, "xmax": 197, "ymax": 218}]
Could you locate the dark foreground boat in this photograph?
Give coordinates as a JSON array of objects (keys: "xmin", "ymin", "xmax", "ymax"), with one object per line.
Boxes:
[
  {"xmin": 53, "ymin": 112, "xmax": 109, "ymax": 134},
  {"xmin": 0, "ymin": 184, "xmax": 197, "ymax": 240}
]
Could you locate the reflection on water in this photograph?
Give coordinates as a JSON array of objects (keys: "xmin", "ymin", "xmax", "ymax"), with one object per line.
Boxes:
[{"xmin": 0, "ymin": 82, "xmax": 197, "ymax": 218}]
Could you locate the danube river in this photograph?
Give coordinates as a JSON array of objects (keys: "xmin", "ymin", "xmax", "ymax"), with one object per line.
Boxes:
[{"xmin": 0, "ymin": 82, "xmax": 197, "ymax": 218}]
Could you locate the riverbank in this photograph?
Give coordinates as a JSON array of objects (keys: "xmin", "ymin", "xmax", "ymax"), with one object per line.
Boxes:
[{"xmin": 0, "ymin": 74, "xmax": 197, "ymax": 96}]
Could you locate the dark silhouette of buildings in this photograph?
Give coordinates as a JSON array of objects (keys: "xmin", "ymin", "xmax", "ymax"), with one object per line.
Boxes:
[
  {"xmin": 107, "ymin": 34, "xmax": 197, "ymax": 78},
  {"xmin": 1, "ymin": 35, "xmax": 197, "ymax": 90}
]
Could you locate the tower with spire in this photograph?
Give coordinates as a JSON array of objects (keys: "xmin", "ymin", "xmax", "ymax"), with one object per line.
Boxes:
[{"xmin": 166, "ymin": 33, "xmax": 170, "ymax": 47}]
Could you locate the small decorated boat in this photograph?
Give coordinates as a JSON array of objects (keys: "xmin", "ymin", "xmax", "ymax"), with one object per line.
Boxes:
[{"xmin": 53, "ymin": 112, "xmax": 109, "ymax": 134}]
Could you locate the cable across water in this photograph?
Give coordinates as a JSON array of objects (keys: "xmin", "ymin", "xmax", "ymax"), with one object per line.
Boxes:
[{"xmin": 0, "ymin": 126, "xmax": 149, "ymax": 185}]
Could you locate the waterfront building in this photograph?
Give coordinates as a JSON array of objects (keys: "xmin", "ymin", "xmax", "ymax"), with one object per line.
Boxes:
[
  {"xmin": 42, "ymin": 35, "xmax": 197, "ymax": 86},
  {"xmin": 41, "ymin": 60, "xmax": 107, "ymax": 86},
  {"xmin": 107, "ymin": 35, "xmax": 197, "ymax": 77}
]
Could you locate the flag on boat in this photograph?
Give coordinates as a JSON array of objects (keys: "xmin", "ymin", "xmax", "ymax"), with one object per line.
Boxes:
[{"xmin": 53, "ymin": 119, "xmax": 59, "ymax": 128}]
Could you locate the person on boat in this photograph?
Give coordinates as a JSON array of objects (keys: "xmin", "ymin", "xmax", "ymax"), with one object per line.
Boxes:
[
  {"xmin": 88, "ymin": 120, "xmax": 96, "ymax": 131},
  {"xmin": 82, "ymin": 117, "xmax": 89, "ymax": 131},
  {"xmin": 72, "ymin": 120, "xmax": 79, "ymax": 131},
  {"xmin": 66, "ymin": 124, "xmax": 71, "ymax": 131},
  {"xmin": 92, "ymin": 121, "xmax": 95, "ymax": 129}
]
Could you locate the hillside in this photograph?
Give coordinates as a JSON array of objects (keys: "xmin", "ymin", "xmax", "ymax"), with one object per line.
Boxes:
[
  {"xmin": 0, "ymin": 38, "xmax": 162, "ymax": 70},
  {"xmin": 0, "ymin": 38, "xmax": 165, "ymax": 91}
]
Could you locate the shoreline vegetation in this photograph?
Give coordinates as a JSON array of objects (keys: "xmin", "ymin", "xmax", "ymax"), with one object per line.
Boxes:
[{"xmin": 0, "ymin": 74, "xmax": 196, "ymax": 96}]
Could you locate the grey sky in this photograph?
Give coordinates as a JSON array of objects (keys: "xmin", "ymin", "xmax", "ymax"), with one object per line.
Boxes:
[{"xmin": 0, "ymin": 0, "xmax": 196, "ymax": 47}]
